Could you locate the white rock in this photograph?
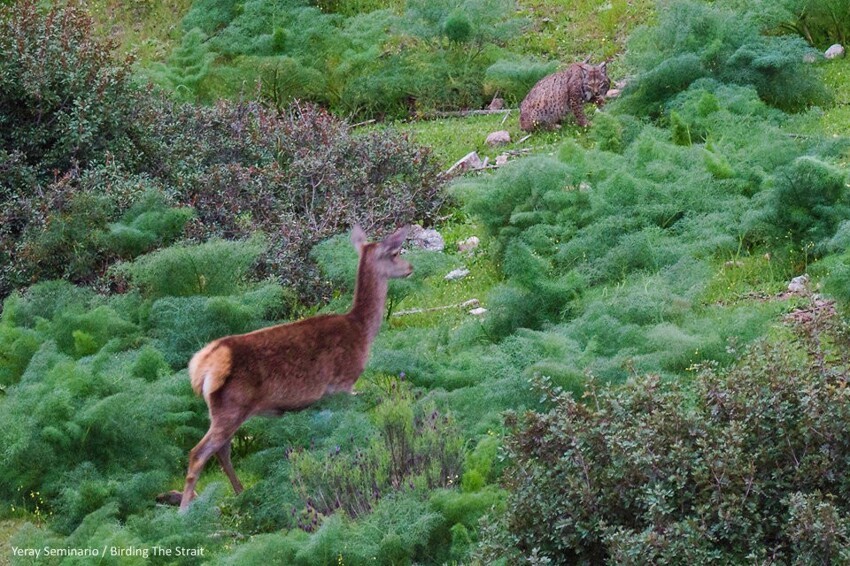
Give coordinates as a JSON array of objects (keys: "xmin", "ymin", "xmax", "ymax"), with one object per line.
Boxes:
[
  {"xmin": 409, "ymin": 225, "xmax": 445, "ymax": 252},
  {"xmin": 495, "ymin": 154, "xmax": 509, "ymax": 167},
  {"xmin": 788, "ymin": 274, "xmax": 810, "ymax": 294},
  {"xmin": 444, "ymin": 268, "xmax": 471, "ymax": 281},
  {"xmin": 457, "ymin": 236, "xmax": 480, "ymax": 254},
  {"xmin": 446, "ymin": 151, "xmax": 486, "ymax": 175},
  {"xmin": 469, "ymin": 307, "xmax": 488, "ymax": 316},
  {"xmin": 825, "ymin": 44, "xmax": 845, "ymax": 59},
  {"xmin": 486, "ymin": 130, "xmax": 511, "ymax": 146}
]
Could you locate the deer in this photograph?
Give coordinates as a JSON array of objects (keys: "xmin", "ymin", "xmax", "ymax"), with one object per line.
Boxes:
[{"xmin": 179, "ymin": 225, "xmax": 412, "ymax": 511}]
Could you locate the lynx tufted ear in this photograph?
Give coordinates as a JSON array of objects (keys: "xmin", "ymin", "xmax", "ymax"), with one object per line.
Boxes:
[{"xmin": 599, "ymin": 61, "xmax": 607, "ymax": 73}]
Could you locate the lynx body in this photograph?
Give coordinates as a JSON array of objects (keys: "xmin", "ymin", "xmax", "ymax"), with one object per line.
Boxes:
[{"xmin": 519, "ymin": 61, "xmax": 610, "ymax": 131}]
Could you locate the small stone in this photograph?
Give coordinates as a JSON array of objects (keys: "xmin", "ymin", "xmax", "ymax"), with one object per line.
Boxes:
[
  {"xmin": 446, "ymin": 151, "xmax": 486, "ymax": 175},
  {"xmin": 457, "ymin": 236, "xmax": 480, "ymax": 254},
  {"xmin": 488, "ymin": 97, "xmax": 505, "ymax": 110},
  {"xmin": 788, "ymin": 274, "xmax": 810, "ymax": 294},
  {"xmin": 825, "ymin": 44, "xmax": 845, "ymax": 59},
  {"xmin": 469, "ymin": 307, "xmax": 488, "ymax": 316},
  {"xmin": 495, "ymin": 154, "xmax": 509, "ymax": 167},
  {"xmin": 486, "ymin": 130, "xmax": 511, "ymax": 146},
  {"xmin": 409, "ymin": 225, "xmax": 445, "ymax": 252},
  {"xmin": 444, "ymin": 268, "xmax": 470, "ymax": 281}
]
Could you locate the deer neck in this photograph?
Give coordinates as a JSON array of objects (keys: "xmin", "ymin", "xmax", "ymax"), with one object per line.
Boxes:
[{"xmin": 349, "ymin": 248, "xmax": 388, "ymax": 341}]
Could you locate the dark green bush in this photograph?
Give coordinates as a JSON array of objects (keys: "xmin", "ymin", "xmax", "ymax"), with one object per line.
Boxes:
[
  {"xmin": 753, "ymin": 156, "xmax": 850, "ymax": 246},
  {"xmin": 725, "ymin": 0, "xmax": 850, "ymax": 49},
  {"xmin": 619, "ymin": 0, "xmax": 828, "ymax": 117},
  {"xmin": 113, "ymin": 237, "xmax": 267, "ymax": 299},
  {"xmin": 492, "ymin": 311, "xmax": 850, "ymax": 562},
  {"xmin": 154, "ymin": 101, "xmax": 445, "ymax": 302}
]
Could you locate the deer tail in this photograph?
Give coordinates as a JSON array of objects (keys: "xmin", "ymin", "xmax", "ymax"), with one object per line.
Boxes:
[{"xmin": 188, "ymin": 342, "xmax": 232, "ymax": 401}]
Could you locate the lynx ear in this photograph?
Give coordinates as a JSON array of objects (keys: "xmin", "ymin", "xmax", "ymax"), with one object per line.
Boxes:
[
  {"xmin": 599, "ymin": 61, "xmax": 607, "ymax": 73},
  {"xmin": 351, "ymin": 225, "xmax": 367, "ymax": 251}
]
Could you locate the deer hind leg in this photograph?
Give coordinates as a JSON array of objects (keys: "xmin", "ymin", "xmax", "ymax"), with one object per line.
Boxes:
[
  {"xmin": 216, "ymin": 441, "xmax": 244, "ymax": 494},
  {"xmin": 179, "ymin": 411, "xmax": 247, "ymax": 512}
]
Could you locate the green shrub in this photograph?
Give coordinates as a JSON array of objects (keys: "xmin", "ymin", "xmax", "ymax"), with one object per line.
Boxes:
[
  {"xmin": 484, "ymin": 58, "xmax": 556, "ymax": 105},
  {"xmin": 619, "ymin": 0, "xmax": 827, "ymax": 117},
  {"xmin": 756, "ymin": 156, "xmax": 850, "ymax": 247},
  {"xmin": 146, "ymin": 283, "xmax": 288, "ymax": 366},
  {"xmin": 148, "ymin": 27, "xmax": 215, "ymax": 102},
  {"xmin": 492, "ymin": 312, "xmax": 850, "ymax": 562},
  {"xmin": 288, "ymin": 380, "xmax": 464, "ymax": 519},
  {"xmin": 113, "ymin": 237, "xmax": 267, "ymax": 299},
  {"xmin": 724, "ymin": 0, "xmax": 850, "ymax": 50},
  {"xmin": 162, "ymin": 0, "xmax": 526, "ymax": 117}
]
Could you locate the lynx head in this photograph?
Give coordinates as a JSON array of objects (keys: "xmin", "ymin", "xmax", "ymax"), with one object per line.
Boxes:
[{"xmin": 580, "ymin": 62, "xmax": 610, "ymax": 101}]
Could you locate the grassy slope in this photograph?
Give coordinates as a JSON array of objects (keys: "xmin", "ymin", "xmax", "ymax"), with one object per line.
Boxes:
[{"xmin": 88, "ymin": 0, "xmax": 193, "ymax": 64}]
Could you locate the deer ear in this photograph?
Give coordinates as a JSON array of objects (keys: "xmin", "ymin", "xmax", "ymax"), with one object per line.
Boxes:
[
  {"xmin": 381, "ymin": 226, "xmax": 409, "ymax": 253},
  {"xmin": 351, "ymin": 225, "xmax": 367, "ymax": 251}
]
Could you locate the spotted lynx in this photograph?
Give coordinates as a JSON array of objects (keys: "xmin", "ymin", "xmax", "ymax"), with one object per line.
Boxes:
[{"xmin": 519, "ymin": 61, "xmax": 610, "ymax": 131}]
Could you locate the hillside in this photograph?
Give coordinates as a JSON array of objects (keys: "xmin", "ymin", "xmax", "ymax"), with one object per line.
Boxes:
[{"xmin": 2, "ymin": 0, "xmax": 850, "ymax": 563}]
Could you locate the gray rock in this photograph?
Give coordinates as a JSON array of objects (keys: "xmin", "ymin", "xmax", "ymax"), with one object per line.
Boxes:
[
  {"xmin": 457, "ymin": 236, "xmax": 480, "ymax": 254},
  {"xmin": 825, "ymin": 44, "xmax": 845, "ymax": 59},
  {"xmin": 469, "ymin": 307, "xmax": 488, "ymax": 316},
  {"xmin": 408, "ymin": 225, "xmax": 445, "ymax": 252},
  {"xmin": 444, "ymin": 268, "xmax": 470, "ymax": 281},
  {"xmin": 788, "ymin": 274, "xmax": 810, "ymax": 294},
  {"xmin": 446, "ymin": 151, "xmax": 487, "ymax": 175},
  {"xmin": 486, "ymin": 130, "xmax": 511, "ymax": 146}
]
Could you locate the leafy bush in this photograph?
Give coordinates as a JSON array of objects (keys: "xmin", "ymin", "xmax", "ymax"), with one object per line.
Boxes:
[
  {"xmin": 154, "ymin": 101, "xmax": 445, "ymax": 302},
  {"xmin": 0, "ymin": 1, "xmax": 150, "ymax": 176},
  {"xmin": 491, "ymin": 310, "xmax": 850, "ymax": 562},
  {"xmin": 0, "ymin": 0, "xmax": 446, "ymax": 300}
]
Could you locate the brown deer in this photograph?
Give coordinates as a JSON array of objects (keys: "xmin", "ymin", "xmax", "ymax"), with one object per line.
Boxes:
[{"xmin": 179, "ymin": 225, "xmax": 412, "ymax": 511}]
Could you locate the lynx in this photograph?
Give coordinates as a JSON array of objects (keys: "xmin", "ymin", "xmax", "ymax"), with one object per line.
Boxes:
[{"xmin": 519, "ymin": 61, "xmax": 610, "ymax": 131}]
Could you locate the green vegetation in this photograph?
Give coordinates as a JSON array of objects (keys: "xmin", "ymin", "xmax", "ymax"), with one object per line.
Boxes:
[
  {"xmin": 3, "ymin": 0, "xmax": 850, "ymax": 563},
  {"xmin": 490, "ymin": 312, "xmax": 850, "ymax": 562}
]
